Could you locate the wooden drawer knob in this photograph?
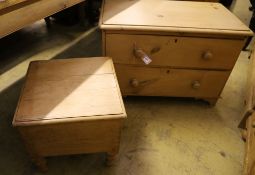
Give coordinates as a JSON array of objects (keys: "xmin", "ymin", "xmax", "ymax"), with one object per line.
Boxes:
[
  {"xmin": 130, "ymin": 79, "xmax": 139, "ymax": 87},
  {"xmin": 192, "ymin": 81, "xmax": 201, "ymax": 89},
  {"xmin": 202, "ymin": 51, "xmax": 213, "ymax": 60},
  {"xmin": 133, "ymin": 45, "xmax": 152, "ymax": 64},
  {"xmin": 252, "ymin": 121, "xmax": 255, "ymax": 128}
]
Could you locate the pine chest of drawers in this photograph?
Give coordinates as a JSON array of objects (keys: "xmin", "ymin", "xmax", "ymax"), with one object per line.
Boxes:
[{"xmin": 100, "ymin": 0, "xmax": 252, "ymax": 105}]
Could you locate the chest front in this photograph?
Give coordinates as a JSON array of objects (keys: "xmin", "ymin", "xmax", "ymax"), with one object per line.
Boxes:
[{"xmin": 100, "ymin": 0, "xmax": 252, "ymax": 105}]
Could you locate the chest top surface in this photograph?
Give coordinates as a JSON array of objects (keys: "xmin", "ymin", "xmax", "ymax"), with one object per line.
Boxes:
[
  {"xmin": 13, "ymin": 57, "xmax": 126, "ymax": 125},
  {"xmin": 100, "ymin": 0, "xmax": 252, "ymax": 36}
]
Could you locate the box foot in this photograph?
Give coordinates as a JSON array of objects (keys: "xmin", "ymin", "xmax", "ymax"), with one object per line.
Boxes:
[
  {"xmin": 32, "ymin": 156, "xmax": 48, "ymax": 172},
  {"xmin": 204, "ymin": 98, "xmax": 218, "ymax": 106},
  {"xmin": 106, "ymin": 152, "xmax": 117, "ymax": 166}
]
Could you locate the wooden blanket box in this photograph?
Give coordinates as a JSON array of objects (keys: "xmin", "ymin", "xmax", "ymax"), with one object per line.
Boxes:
[{"xmin": 12, "ymin": 57, "xmax": 127, "ymax": 171}]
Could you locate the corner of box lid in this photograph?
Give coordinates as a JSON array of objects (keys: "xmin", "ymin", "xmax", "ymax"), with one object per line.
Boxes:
[
  {"xmin": 99, "ymin": 24, "xmax": 108, "ymax": 30},
  {"xmin": 12, "ymin": 116, "xmax": 21, "ymax": 127},
  {"xmin": 247, "ymin": 30, "xmax": 254, "ymax": 37},
  {"xmin": 113, "ymin": 112, "xmax": 127, "ymax": 119}
]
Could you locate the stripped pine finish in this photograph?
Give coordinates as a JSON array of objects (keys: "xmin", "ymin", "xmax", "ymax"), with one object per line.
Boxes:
[
  {"xmin": 13, "ymin": 57, "xmax": 127, "ymax": 171},
  {"xmin": 0, "ymin": 0, "xmax": 28, "ymax": 10},
  {"xmin": 243, "ymin": 50, "xmax": 255, "ymax": 175},
  {"xmin": 0, "ymin": 0, "xmax": 85, "ymax": 38},
  {"xmin": 100, "ymin": 0, "xmax": 252, "ymax": 105}
]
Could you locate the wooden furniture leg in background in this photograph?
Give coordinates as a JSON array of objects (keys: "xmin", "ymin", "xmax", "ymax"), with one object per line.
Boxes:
[
  {"xmin": 244, "ymin": 114, "xmax": 255, "ymax": 175},
  {"xmin": 241, "ymin": 46, "xmax": 255, "ymax": 175}
]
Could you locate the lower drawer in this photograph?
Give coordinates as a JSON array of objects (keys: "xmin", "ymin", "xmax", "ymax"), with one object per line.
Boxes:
[{"xmin": 115, "ymin": 64, "xmax": 230, "ymax": 98}]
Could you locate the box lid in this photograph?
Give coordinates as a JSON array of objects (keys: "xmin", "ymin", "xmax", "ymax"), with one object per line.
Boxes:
[
  {"xmin": 13, "ymin": 57, "xmax": 126, "ymax": 126},
  {"xmin": 100, "ymin": 0, "xmax": 252, "ymax": 36}
]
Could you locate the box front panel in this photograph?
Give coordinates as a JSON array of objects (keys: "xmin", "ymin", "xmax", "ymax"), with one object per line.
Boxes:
[{"xmin": 18, "ymin": 119, "xmax": 124, "ymax": 156}]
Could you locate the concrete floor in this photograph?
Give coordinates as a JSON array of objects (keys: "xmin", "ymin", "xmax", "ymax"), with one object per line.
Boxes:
[{"xmin": 0, "ymin": 1, "xmax": 253, "ymax": 175}]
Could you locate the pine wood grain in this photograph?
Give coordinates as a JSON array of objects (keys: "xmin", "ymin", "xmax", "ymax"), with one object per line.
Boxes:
[
  {"xmin": 100, "ymin": 0, "xmax": 251, "ymax": 105},
  {"xmin": 115, "ymin": 64, "xmax": 230, "ymax": 98},
  {"xmin": 18, "ymin": 119, "xmax": 124, "ymax": 156},
  {"xmin": 244, "ymin": 114, "xmax": 255, "ymax": 175},
  {"xmin": 12, "ymin": 57, "xmax": 126, "ymax": 171},
  {"xmin": 100, "ymin": 0, "xmax": 252, "ymax": 36},
  {"xmin": 0, "ymin": 0, "xmax": 28, "ymax": 10},
  {"xmin": 0, "ymin": 0, "xmax": 85, "ymax": 38},
  {"xmin": 13, "ymin": 57, "xmax": 126, "ymax": 124},
  {"xmin": 243, "ymin": 49, "xmax": 255, "ymax": 175},
  {"xmin": 105, "ymin": 33, "xmax": 244, "ymax": 70},
  {"xmin": 245, "ymin": 51, "xmax": 255, "ymax": 114}
]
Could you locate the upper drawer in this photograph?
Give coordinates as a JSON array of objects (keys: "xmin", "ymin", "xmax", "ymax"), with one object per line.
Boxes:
[{"xmin": 105, "ymin": 34, "xmax": 244, "ymax": 70}]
